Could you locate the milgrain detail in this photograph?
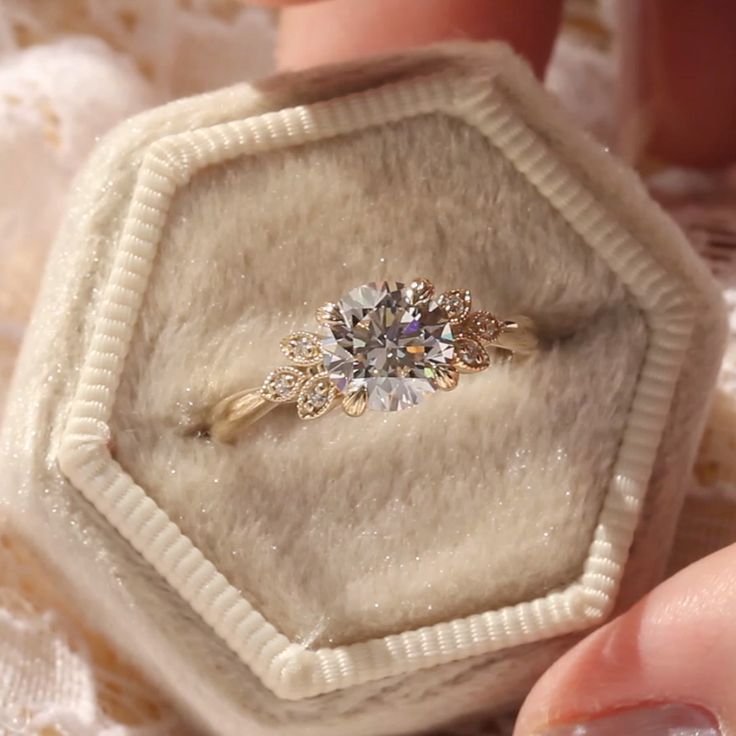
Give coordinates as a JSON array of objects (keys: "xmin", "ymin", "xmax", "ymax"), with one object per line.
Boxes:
[{"xmin": 58, "ymin": 68, "xmax": 694, "ymax": 699}]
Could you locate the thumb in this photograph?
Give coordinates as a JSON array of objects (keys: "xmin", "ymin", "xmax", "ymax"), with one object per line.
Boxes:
[{"xmin": 514, "ymin": 542, "xmax": 736, "ymax": 735}]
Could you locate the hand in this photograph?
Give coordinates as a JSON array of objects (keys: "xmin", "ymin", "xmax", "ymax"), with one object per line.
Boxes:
[{"xmin": 250, "ymin": 2, "xmax": 736, "ymax": 734}]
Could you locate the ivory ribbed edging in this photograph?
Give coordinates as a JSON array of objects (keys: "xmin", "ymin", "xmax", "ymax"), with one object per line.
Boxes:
[{"xmin": 58, "ymin": 69, "xmax": 694, "ymax": 699}]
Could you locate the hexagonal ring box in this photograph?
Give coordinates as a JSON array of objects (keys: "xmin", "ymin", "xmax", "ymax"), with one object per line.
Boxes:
[{"xmin": 0, "ymin": 43, "xmax": 726, "ymax": 735}]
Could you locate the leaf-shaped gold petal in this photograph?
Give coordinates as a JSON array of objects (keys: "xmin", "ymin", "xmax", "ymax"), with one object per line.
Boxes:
[
  {"xmin": 437, "ymin": 288, "xmax": 472, "ymax": 323},
  {"xmin": 280, "ymin": 331, "xmax": 323, "ymax": 366},
  {"xmin": 452, "ymin": 336, "xmax": 490, "ymax": 373},
  {"xmin": 261, "ymin": 366, "xmax": 306, "ymax": 403},
  {"xmin": 462, "ymin": 310, "xmax": 502, "ymax": 343},
  {"xmin": 297, "ymin": 374, "xmax": 338, "ymax": 420}
]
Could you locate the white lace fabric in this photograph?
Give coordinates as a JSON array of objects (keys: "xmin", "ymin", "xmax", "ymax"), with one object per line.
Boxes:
[
  {"xmin": 0, "ymin": 534, "xmax": 185, "ymax": 735},
  {"xmin": 0, "ymin": 3, "xmax": 272, "ymax": 732},
  {"xmin": 0, "ymin": 2, "xmax": 735, "ymax": 734}
]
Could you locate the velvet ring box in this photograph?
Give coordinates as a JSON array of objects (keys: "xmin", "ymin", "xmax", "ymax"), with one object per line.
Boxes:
[{"xmin": 0, "ymin": 43, "xmax": 726, "ymax": 735}]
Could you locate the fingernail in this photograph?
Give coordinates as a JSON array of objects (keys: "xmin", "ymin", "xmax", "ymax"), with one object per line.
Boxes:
[{"xmin": 537, "ymin": 703, "xmax": 720, "ymax": 735}]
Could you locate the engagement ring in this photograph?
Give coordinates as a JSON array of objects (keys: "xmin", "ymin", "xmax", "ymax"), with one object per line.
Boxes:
[{"xmin": 208, "ymin": 278, "xmax": 538, "ymax": 442}]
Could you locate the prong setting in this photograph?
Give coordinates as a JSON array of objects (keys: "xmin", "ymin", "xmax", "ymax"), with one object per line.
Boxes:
[
  {"xmin": 433, "ymin": 364, "xmax": 460, "ymax": 391},
  {"xmin": 342, "ymin": 385, "xmax": 368, "ymax": 416},
  {"xmin": 407, "ymin": 277, "xmax": 434, "ymax": 305},
  {"xmin": 315, "ymin": 301, "xmax": 342, "ymax": 325}
]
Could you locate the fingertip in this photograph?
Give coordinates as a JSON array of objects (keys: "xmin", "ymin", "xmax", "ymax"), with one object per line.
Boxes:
[
  {"xmin": 277, "ymin": 0, "xmax": 562, "ymax": 77},
  {"xmin": 514, "ymin": 544, "xmax": 736, "ymax": 735},
  {"xmin": 618, "ymin": 0, "xmax": 736, "ymax": 168}
]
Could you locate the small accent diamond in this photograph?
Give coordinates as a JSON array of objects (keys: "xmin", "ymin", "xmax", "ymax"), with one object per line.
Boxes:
[
  {"xmin": 261, "ymin": 367, "xmax": 304, "ymax": 402},
  {"xmin": 297, "ymin": 374, "xmax": 337, "ymax": 419},
  {"xmin": 453, "ymin": 336, "xmax": 490, "ymax": 372},
  {"xmin": 281, "ymin": 331, "xmax": 322, "ymax": 366}
]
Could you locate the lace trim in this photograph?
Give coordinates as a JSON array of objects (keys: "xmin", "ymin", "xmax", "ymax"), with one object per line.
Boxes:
[{"xmin": 0, "ymin": 534, "xmax": 183, "ymax": 736}]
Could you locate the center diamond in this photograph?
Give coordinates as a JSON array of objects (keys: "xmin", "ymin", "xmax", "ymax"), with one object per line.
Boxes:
[{"xmin": 320, "ymin": 281, "xmax": 455, "ymax": 412}]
